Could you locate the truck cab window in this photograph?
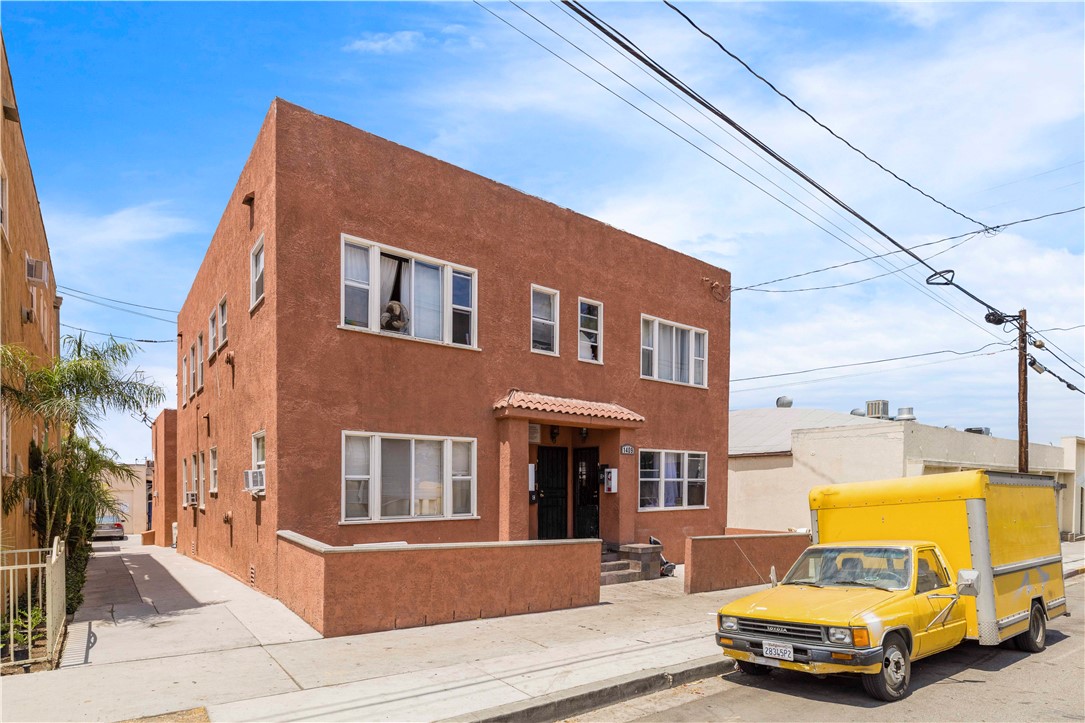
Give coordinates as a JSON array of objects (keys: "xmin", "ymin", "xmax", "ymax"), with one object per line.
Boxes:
[{"xmin": 915, "ymin": 549, "xmax": 949, "ymax": 593}]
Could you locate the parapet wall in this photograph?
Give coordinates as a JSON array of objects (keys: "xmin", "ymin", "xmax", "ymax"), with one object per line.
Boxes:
[
  {"xmin": 276, "ymin": 531, "xmax": 601, "ymax": 637},
  {"xmin": 684, "ymin": 533, "xmax": 811, "ymax": 594}
]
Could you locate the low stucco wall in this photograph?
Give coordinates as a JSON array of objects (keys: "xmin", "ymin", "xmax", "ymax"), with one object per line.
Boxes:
[
  {"xmin": 277, "ymin": 531, "xmax": 601, "ymax": 637},
  {"xmin": 684, "ymin": 533, "xmax": 811, "ymax": 594}
]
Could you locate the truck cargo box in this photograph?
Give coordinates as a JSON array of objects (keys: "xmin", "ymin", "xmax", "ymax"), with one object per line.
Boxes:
[{"xmin": 809, "ymin": 469, "xmax": 1065, "ymax": 644}]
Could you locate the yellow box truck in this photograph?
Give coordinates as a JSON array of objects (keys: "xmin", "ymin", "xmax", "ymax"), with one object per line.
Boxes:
[{"xmin": 714, "ymin": 470, "xmax": 1067, "ymax": 701}]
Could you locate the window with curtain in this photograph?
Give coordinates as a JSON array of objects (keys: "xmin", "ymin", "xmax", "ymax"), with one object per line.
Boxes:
[
  {"xmin": 578, "ymin": 299, "xmax": 602, "ymax": 363},
  {"xmin": 640, "ymin": 316, "xmax": 708, "ymax": 388},
  {"xmin": 341, "ymin": 236, "xmax": 476, "ymax": 347},
  {"xmin": 638, "ymin": 449, "xmax": 708, "ymax": 510},
  {"xmin": 342, "ymin": 433, "xmax": 476, "ymax": 522}
]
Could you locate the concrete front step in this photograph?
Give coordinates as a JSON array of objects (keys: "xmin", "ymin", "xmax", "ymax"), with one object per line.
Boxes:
[
  {"xmin": 601, "ymin": 560, "xmax": 639, "ymax": 574},
  {"xmin": 600, "ymin": 568, "xmax": 643, "ymax": 586}
]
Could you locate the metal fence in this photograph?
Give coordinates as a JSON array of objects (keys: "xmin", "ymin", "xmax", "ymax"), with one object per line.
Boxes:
[{"xmin": 1, "ymin": 537, "xmax": 67, "ymax": 669}]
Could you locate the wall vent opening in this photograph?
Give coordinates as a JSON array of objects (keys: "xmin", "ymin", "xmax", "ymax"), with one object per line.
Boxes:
[{"xmin": 249, "ymin": 565, "xmax": 256, "ymax": 586}]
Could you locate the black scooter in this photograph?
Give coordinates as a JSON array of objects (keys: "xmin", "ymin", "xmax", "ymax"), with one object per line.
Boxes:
[{"xmin": 649, "ymin": 535, "xmax": 677, "ymax": 577}]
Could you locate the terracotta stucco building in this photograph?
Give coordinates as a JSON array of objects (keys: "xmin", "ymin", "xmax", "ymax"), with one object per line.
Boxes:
[
  {"xmin": 171, "ymin": 99, "xmax": 731, "ymax": 601},
  {"xmin": 1, "ymin": 34, "xmax": 62, "ymax": 552}
]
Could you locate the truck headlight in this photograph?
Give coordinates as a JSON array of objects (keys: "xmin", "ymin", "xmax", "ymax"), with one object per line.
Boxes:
[
  {"xmin": 828, "ymin": 627, "xmax": 853, "ymax": 645},
  {"xmin": 719, "ymin": 615, "xmax": 738, "ymax": 632}
]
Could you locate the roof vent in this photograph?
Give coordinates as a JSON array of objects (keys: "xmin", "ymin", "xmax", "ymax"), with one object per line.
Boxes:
[
  {"xmin": 775, "ymin": 396, "xmax": 793, "ymax": 408},
  {"xmin": 866, "ymin": 400, "xmax": 890, "ymax": 419},
  {"xmin": 894, "ymin": 407, "xmax": 916, "ymax": 422},
  {"xmin": 964, "ymin": 427, "xmax": 991, "ymax": 436},
  {"xmin": 850, "ymin": 408, "xmax": 867, "ymax": 417}
]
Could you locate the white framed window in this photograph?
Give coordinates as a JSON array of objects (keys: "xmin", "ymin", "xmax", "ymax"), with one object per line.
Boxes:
[
  {"xmin": 340, "ymin": 235, "xmax": 477, "ymax": 348},
  {"xmin": 182, "ymin": 458, "xmax": 190, "ymax": 506},
  {"xmin": 640, "ymin": 315, "xmax": 708, "ymax": 387},
  {"xmin": 342, "ymin": 431, "xmax": 476, "ymax": 522},
  {"xmin": 181, "ymin": 355, "xmax": 188, "ymax": 403},
  {"xmin": 639, "ymin": 449, "xmax": 707, "ymax": 510},
  {"xmin": 208, "ymin": 309, "xmax": 218, "ymax": 355},
  {"xmin": 196, "ymin": 333, "xmax": 204, "ymax": 390},
  {"xmin": 530, "ymin": 285, "xmax": 559, "ymax": 355},
  {"xmin": 218, "ymin": 296, "xmax": 228, "ymax": 346},
  {"xmin": 198, "ymin": 452, "xmax": 206, "ymax": 508},
  {"xmin": 252, "ymin": 431, "xmax": 266, "ymax": 471},
  {"xmin": 188, "ymin": 345, "xmax": 196, "ymax": 398},
  {"xmin": 209, "ymin": 447, "xmax": 218, "ymax": 493},
  {"xmin": 25, "ymin": 254, "xmax": 47, "ymax": 285},
  {"xmin": 578, "ymin": 298, "xmax": 603, "ymax": 363},
  {"xmin": 250, "ymin": 235, "xmax": 265, "ymax": 308}
]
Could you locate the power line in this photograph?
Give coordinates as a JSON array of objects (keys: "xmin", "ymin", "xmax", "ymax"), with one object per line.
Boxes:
[
  {"xmin": 57, "ymin": 285, "xmax": 180, "ymax": 314},
  {"xmin": 61, "ymin": 290, "xmax": 176, "ymax": 323},
  {"xmin": 733, "ymin": 204, "xmax": 1080, "ymax": 290},
  {"xmin": 1026, "ymin": 325, "xmax": 1085, "ymax": 376},
  {"xmin": 663, "ymin": 0, "xmax": 992, "ymax": 231},
  {"xmin": 486, "ymin": 1, "xmax": 1008, "ymax": 343},
  {"xmin": 731, "ymin": 348, "xmax": 1015, "ymax": 393},
  {"xmin": 1035, "ymin": 324, "xmax": 1085, "ymax": 333},
  {"xmin": 731, "ymin": 342, "xmax": 1011, "ymax": 382},
  {"xmin": 60, "ymin": 323, "xmax": 174, "ymax": 343},
  {"xmin": 1028, "ymin": 354, "xmax": 1084, "ymax": 395}
]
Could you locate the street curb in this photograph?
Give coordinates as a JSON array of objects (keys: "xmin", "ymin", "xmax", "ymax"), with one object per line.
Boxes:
[
  {"xmin": 442, "ymin": 655, "xmax": 734, "ymax": 723},
  {"xmin": 1065, "ymin": 566, "xmax": 1084, "ymax": 580}
]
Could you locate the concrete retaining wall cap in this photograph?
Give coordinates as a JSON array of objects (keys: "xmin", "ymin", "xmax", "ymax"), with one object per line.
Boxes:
[
  {"xmin": 278, "ymin": 530, "xmax": 601, "ymax": 554},
  {"xmin": 692, "ymin": 532, "xmax": 810, "ymax": 541}
]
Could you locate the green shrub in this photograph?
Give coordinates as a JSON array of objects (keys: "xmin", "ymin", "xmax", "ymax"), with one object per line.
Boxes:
[{"xmin": 65, "ymin": 542, "xmax": 91, "ymax": 615}]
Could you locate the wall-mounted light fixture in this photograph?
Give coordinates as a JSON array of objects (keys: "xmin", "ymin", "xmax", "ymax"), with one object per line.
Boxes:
[
  {"xmin": 579, "ymin": 427, "xmax": 588, "ymax": 442},
  {"xmin": 549, "ymin": 425, "xmax": 560, "ymax": 444}
]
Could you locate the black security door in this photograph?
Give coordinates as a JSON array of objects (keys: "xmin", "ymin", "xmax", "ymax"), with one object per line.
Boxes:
[
  {"xmin": 573, "ymin": 447, "xmax": 600, "ymax": 539},
  {"xmin": 537, "ymin": 446, "xmax": 568, "ymax": 539}
]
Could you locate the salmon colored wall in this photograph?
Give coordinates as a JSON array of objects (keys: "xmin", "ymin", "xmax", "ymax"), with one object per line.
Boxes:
[
  {"xmin": 1, "ymin": 37, "xmax": 61, "ymax": 553},
  {"xmin": 270, "ymin": 99, "xmax": 730, "ymax": 556},
  {"xmin": 177, "ymin": 98, "xmax": 731, "ymax": 595},
  {"xmin": 684, "ymin": 533, "xmax": 811, "ymax": 594},
  {"xmin": 175, "ymin": 104, "xmax": 279, "ymax": 595},
  {"xmin": 151, "ymin": 410, "xmax": 177, "ymax": 547},
  {"xmin": 277, "ymin": 534, "xmax": 601, "ymax": 637}
]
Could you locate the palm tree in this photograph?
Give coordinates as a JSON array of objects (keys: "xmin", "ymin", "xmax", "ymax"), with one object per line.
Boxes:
[{"xmin": 1, "ymin": 334, "xmax": 165, "ymax": 546}]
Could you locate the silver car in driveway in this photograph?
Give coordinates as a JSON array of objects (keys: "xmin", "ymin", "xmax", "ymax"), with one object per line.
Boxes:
[{"xmin": 93, "ymin": 515, "xmax": 126, "ymax": 541}]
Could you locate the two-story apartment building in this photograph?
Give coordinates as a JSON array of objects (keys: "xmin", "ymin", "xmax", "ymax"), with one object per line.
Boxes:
[
  {"xmin": 172, "ymin": 99, "xmax": 730, "ymax": 603},
  {"xmin": 1, "ymin": 34, "xmax": 62, "ymax": 552}
]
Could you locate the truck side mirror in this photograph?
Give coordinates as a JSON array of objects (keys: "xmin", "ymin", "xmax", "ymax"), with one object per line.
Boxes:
[{"xmin": 956, "ymin": 569, "xmax": 979, "ymax": 597}]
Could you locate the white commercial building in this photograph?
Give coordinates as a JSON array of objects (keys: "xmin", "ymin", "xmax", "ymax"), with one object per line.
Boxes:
[{"xmin": 728, "ymin": 406, "xmax": 1082, "ymax": 539}]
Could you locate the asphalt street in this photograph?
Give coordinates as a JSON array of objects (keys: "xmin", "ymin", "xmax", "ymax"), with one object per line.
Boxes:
[{"xmin": 569, "ymin": 576, "xmax": 1085, "ymax": 723}]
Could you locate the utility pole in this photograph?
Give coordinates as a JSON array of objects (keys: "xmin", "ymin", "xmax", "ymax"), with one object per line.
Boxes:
[{"xmin": 1017, "ymin": 309, "xmax": 1028, "ymax": 474}]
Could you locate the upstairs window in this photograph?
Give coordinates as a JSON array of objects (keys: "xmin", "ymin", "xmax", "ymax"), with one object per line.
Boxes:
[
  {"xmin": 196, "ymin": 334, "xmax": 204, "ymax": 389},
  {"xmin": 340, "ymin": 236, "xmax": 477, "ymax": 347},
  {"xmin": 188, "ymin": 345, "xmax": 196, "ymax": 398},
  {"xmin": 0, "ymin": 162, "xmax": 8, "ymax": 242},
  {"xmin": 250, "ymin": 235, "xmax": 265, "ymax": 308},
  {"xmin": 252, "ymin": 432, "xmax": 266, "ymax": 472},
  {"xmin": 181, "ymin": 355, "xmax": 189, "ymax": 402},
  {"xmin": 531, "ymin": 286, "xmax": 559, "ymax": 355},
  {"xmin": 209, "ymin": 447, "xmax": 218, "ymax": 493},
  {"xmin": 578, "ymin": 299, "xmax": 602, "ymax": 363},
  {"xmin": 218, "ymin": 297, "xmax": 228, "ymax": 345},
  {"xmin": 198, "ymin": 452, "xmax": 206, "ymax": 507},
  {"xmin": 208, "ymin": 310, "xmax": 218, "ymax": 353},
  {"xmin": 640, "ymin": 315, "xmax": 707, "ymax": 387}
]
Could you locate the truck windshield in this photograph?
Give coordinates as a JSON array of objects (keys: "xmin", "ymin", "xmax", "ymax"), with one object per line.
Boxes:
[{"xmin": 781, "ymin": 547, "xmax": 911, "ymax": 591}]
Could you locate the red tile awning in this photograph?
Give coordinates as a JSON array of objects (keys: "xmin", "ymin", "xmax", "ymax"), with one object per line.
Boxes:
[{"xmin": 493, "ymin": 390, "xmax": 645, "ymax": 425}]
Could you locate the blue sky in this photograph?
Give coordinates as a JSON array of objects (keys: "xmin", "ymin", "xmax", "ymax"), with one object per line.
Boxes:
[{"xmin": 4, "ymin": 1, "xmax": 1083, "ymax": 462}]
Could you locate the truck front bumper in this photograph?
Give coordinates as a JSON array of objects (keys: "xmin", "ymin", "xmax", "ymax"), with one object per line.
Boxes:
[{"xmin": 716, "ymin": 632, "xmax": 884, "ymax": 675}]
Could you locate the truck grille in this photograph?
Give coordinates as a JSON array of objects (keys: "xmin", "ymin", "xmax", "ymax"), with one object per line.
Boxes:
[{"xmin": 737, "ymin": 617, "xmax": 824, "ymax": 644}]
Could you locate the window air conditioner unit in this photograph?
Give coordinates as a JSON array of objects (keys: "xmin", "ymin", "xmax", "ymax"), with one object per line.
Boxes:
[
  {"xmin": 183, "ymin": 491, "xmax": 198, "ymax": 506},
  {"xmin": 244, "ymin": 469, "xmax": 266, "ymax": 495},
  {"xmin": 26, "ymin": 258, "xmax": 47, "ymax": 285}
]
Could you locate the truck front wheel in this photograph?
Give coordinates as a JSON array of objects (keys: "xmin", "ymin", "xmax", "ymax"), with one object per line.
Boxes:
[
  {"xmin": 1015, "ymin": 603, "xmax": 1047, "ymax": 653},
  {"xmin": 862, "ymin": 633, "xmax": 911, "ymax": 701}
]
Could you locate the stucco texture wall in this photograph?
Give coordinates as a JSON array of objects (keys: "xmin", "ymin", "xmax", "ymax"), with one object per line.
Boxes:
[
  {"xmin": 268, "ymin": 100, "xmax": 730, "ymax": 563},
  {"xmin": 277, "ymin": 534, "xmax": 601, "ymax": 637},
  {"xmin": 151, "ymin": 410, "xmax": 177, "ymax": 547},
  {"xmin": 684, "ymin": 533, "xmax": 811, "ymax": 594},
  {"xmin": 1, "ymin": 36, "xmax": 61, "ymax": 552}
]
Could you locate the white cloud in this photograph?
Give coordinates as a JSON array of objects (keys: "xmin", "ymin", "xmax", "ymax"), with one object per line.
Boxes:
[
  {"xmin": 45, "ymin": 201, "xmax": 199, "ymax": 250},
  {"xmin": 343, "ymin": 31, "xmax": 423, "ymax": 55}
]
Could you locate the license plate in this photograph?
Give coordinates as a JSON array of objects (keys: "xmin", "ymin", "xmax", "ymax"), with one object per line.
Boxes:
[{"xmin": 763, "ymin": 641, "xmax": 794, "ymax": 661}]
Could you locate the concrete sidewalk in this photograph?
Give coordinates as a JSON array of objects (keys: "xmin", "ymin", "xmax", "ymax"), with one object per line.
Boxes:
[{"xmin": 3, "ymin": 539, "xmax": 1083, "ymax": 723}]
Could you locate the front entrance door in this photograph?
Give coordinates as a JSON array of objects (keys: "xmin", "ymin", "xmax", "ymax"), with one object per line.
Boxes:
[
  {"xmin": 537, "ymin": 446, "xmax": 568, "ymax": 540},
  {"xmin": 573, "ymin": 447, "xmax": 600, "ymax": 539}
]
